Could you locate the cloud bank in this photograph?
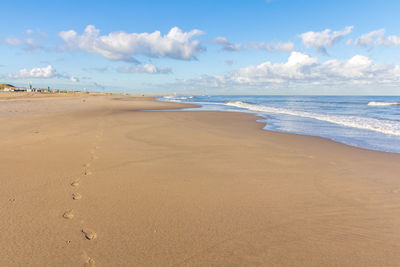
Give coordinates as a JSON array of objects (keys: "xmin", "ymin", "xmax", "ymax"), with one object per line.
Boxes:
[
  {"xmin": 59, "ymin": 25, "xmax": 205, "ymax": 62},
  {"xmin": 181, "ymin": 52, "xmax": 400, "ymax": 90}
]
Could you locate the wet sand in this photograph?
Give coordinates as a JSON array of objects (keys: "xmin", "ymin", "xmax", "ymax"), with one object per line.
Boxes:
[{"xmin": 1, "ymin": 93, "xmax": 400, "ymax": 266}]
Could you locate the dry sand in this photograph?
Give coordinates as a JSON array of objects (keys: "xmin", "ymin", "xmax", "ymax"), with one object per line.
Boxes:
[{"xmin": 1, "ymin": 93, "xmax": 400, "ymax": 266}]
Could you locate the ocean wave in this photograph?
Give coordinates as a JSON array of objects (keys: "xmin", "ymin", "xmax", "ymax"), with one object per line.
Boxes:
[
  {"xmin": 162, "ymin": 95, "xmax": 192, "ymax": 102},
  {"xmin": 367, "ymin": 101, "xmax": 400, "ymax": 106},
  {"xmin": 226, "ymin": 101, "xmax": 400, "ymax": 136}
]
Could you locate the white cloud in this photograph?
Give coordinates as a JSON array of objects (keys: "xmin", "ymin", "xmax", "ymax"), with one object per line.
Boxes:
[
  {"xmin": 59, "ymin": 25, "xmax": 205, "ymax": 62},
  {"xmin": 3, "ymin": 36, "xmax": 42, "ymax": 51},
  {"xmin": 10, "ymin": 65, "xmax": 58, "ymax": 79},
  {"xmin": 212, "ymin": 36, "xmax": 295, "ymax": 52},
  {"xmin": 211, "ymin": 37, "xmax": 244, "ymax": 51},
  {"xmin": 83, "ymin": 66, "xmax": 109, "ymax": 73},
  {"xmin": 385, "ymin": 35, "xmax": 400, "ymax": 46},
  {"xmin": 180, "ymin": 52, "xmax": 400, "ymax": 90},
  {"xmin": 3, "ymin": 29, "xmax": 47, "ymax": 52},
  {"xmin": 3, "ymin": 37, "xmax": 23, "ymax": 46},
  {"xmin": 353, "ymin": 29, "xmax": 384, "ymax": 46},
  {"xmin": 9, "ymin": 65, "xmax": 78, "ymax": 82},
  {"xmin": 250, "ymin": 41, "xmax": 295, "ymax": 51},
  {"xmin": 231, "ymin": 52, "xmax": 319, "ymax": 84},
  {"xmin": 69, "ymin": 76, "xmax": 79, "ymax": 83},
  {"xmin": 351, "ymin": 29, "xmax": 400, "ymax": 47},
  {"xmin": 300, "ymin": 26, "xmax": 353, "ymax": 54},
  {"xmin": 25, "ymin": 29, "xmax": 47, "ymax": 38},
  {"xmin": 117, "ymin": 64, "xmax": 172, "ymax": 74}
]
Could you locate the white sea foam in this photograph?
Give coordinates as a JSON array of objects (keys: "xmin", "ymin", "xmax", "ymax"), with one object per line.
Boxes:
[
  {"xmin": 367, "ymin": 101, "xmax": 400, "ymax": 106},
  {"xmin": 162, "ymin": 95, "xmax": 192, "ymax": 102},
  {"xmin": 226, "ymin": 101, "xmax": 400, "ymax": 136}
]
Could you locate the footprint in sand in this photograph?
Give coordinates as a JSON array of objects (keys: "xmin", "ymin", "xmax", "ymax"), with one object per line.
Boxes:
[
  {"xmin": 84, "ymin": 258, "xmax": 96, "ymax": 267},
  {"xmin": 82, "ymin": 228, "xmax": 97, "ymax": 240},
  {"xmin": 84, "ymin": 170, "xmax": 92, "ymax": 176},
  {"xmin": 72, "ymin": 193, "xmax": 82, "ymax": 200},
  {"xmin": 71, "ymin": 180, "xmax": 80, "ymax": 187},
  {"xmin": 63, "ymin": 210, "xmax": 74, "ymax": 219}
]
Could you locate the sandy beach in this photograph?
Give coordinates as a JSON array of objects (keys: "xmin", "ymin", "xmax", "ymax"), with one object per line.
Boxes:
[{"xmin": 1, "ymin": 93, "xmax": 400, "ymax": 266}]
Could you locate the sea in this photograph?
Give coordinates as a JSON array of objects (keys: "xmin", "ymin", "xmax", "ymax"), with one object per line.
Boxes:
[{"xmin": 160, "ymin": 95, "xmax": 400, "ymax": 154}]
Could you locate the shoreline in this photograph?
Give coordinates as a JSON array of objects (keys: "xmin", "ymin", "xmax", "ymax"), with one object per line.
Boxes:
[
  {"xmin": 157, "ymin": 95, "xmax": 400, "ymax": 155},
  {"xmin": 1, "ymin": 94, "xmax": 400, "ymax": 265}
]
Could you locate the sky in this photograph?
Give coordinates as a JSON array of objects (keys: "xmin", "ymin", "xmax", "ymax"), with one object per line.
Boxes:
[{"xmin": 1, "ymin": 0, "xmax": 400, "ymax": 95}]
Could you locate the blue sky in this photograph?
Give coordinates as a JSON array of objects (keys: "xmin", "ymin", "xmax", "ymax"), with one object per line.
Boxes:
[{"xmin": 1, "ymin": 0, "xmax": 400, "ymax": 94}]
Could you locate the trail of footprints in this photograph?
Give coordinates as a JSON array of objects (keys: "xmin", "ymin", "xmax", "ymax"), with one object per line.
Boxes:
[{"xmin": 63, "ymin": 119, "xmax": 105, "ymax": 266}]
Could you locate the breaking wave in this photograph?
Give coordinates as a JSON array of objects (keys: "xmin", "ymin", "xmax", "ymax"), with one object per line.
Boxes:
[
  {"xmin": 367, "ymin": 101, "xmax": 400, "ymax": 106},
  {"xmin": 226, "ymin": 101, "xmax": 400, "ymax": 136},
  {"xmin": 162, "ymin": 95, "xmax": 193, "ymax": 102}
]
